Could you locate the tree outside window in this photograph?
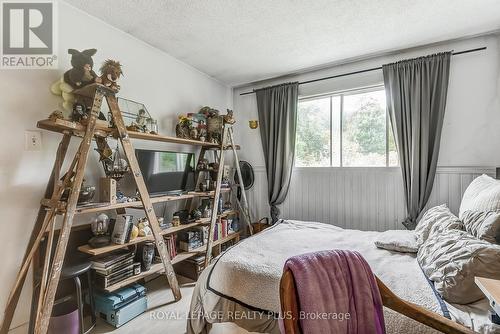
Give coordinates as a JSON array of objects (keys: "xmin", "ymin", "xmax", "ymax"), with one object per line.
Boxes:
[{"xmin": 295, "ymin": 87, "xmax": 398, "ymax": 167}]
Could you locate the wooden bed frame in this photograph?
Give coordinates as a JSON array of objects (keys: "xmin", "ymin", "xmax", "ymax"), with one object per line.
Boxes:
[{"xmin": 279, "ymin": 269, "xmax": 474, "ymax": 334}]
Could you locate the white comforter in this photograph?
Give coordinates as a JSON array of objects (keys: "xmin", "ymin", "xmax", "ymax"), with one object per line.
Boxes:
[{"xmin": 188, "ymin": 220, "xmax": 498, "ymax": 334}]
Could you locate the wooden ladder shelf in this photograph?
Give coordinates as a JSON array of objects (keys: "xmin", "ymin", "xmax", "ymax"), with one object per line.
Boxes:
[
  {"xmin": 1, "ymin": 84, "xmax": 252, "ymax": 334},
  {"xmin": 1, "ymin": 84, "xmax": 188, "ymax": 334}
]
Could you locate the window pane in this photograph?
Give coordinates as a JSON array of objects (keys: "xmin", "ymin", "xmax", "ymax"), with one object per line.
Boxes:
[
  {"xmin": 342, "ymin": 90, "xmax": 387, "ymax": 167},
  {"xmin": 295, "ymin": 97, "xmax": 331, "ymax": 167}
]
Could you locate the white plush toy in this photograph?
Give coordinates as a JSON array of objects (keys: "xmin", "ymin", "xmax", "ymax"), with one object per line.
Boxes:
[{"xmin": 50, "ymin": 78, "xmax": 76, "ymax": 113}]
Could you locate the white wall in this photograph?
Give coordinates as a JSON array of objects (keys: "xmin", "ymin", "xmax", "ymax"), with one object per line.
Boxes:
[
  {"xmin": 233, "ymin": 34, "xmax": 500, "ymax": 224},
  {"xmin": 0, "ymin": 1, "xmax": 231, "ymax": 330}
]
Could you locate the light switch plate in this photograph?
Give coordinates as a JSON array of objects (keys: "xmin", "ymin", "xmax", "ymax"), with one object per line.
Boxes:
[{"xmin": 25, "ymin": 131, "xmax": 42, "ymax": 151}]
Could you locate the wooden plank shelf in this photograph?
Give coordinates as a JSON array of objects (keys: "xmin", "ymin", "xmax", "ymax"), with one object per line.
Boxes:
[
  {"xmin": 38, "ymin": 118, "xmax": 239, "ymax": 151},
  {"xmin": 78, "ymin": 220, "xmax": 203, "ymax": 256},
  {"xmin": 38, "ymin": 118, "xmax": 220, "ymax": 147},
  {"xmin": 103, "ymin": 232, "xmax": 240, "ymax": 292},
  {"xmin": 74, "ymin": 189, "xmax": 230, "ymax": 215},
  {"xmin": 78, "ymin": 210, "xmax": 238, "ymax": 256}
]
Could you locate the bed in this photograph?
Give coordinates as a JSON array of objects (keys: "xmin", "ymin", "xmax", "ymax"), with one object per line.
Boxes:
[{"xmin": 187, "ymin": 220, "xmax": 500, "ymax": 334}]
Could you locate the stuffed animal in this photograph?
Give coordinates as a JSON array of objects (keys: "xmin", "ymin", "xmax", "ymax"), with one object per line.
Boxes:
[
  {"xmin": 50, "ymin": 48, "xmax": 98, "ymax": 113},
  {"xmin": 96, "ymin": 59, "xmax": 123, "ymax": 92},
  {"xmin": 223, "ymin": 109, "xmax": 236, "ymax": 124},
  {"xmin": 64, "ymin": 49, "xmax": 98, "ymax": 89}
]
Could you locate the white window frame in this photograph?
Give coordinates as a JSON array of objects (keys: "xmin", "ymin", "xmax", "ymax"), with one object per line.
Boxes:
[{"xmin": 296, "ymin": 84, "xmax": 396, "ymax": 168}]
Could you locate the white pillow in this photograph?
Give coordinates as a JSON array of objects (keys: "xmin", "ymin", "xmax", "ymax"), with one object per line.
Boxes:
[
  {"xmin": 374, "ymin": 230, "xmax": 419, "ymax": 253},
  {"xmin": 462, "ymin": 210, "xmax": 500, "ymax": 244},
  {"xmin": 414, "ymin": 204, "xmax": 462, "ymax": 246},
  {"xmin": 418, "ymin": 229, "xmax": 500, "ymax": 304},
  {"xmin": 459, "ymin": 174, "xmax": 500, "ymax": 218}
]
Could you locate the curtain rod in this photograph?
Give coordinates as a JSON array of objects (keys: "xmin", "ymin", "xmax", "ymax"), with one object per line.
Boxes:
[{"xmin": 239, "ymin": 46, "xmax": 487, "ymax": 96}]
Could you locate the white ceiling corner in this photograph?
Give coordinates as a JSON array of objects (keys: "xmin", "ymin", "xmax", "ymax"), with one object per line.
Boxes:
[{"xmin": 65, "ymin": 0, "xmax": 500, "ymax": 86}]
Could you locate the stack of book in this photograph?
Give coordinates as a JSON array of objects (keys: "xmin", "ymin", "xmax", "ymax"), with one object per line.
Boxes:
[
  {"xmin": 213, "ymin": 218, "xmax": 232, "ymax": 241},
  {"xmin": 92, "ymin": 250, "xmax": 136, "ymax": 289},
  {"xmin": 165, "ymin": 234, "xmax": 177, "ymax": 259},
  {"xmin": 154, "ymin": 235, "xmax": 177, "ymax": 264}
]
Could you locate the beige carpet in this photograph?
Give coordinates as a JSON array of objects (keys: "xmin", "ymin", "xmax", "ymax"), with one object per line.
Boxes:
[
  {"xmin": 9, "ymin": 275, "xmax": 251, "ymax": 334},
  {"xmin": 91, "ymin": 275, "xmax": 251, "ymax": 334}
]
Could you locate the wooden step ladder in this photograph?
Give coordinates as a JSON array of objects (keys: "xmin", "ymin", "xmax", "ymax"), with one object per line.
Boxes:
[
  {"xmin": 1, "ymin": 84, "xmax": 181, "ymax": 334},
  {"xmin": 199, "ymin": 123, "xmax": 253, "ymax": 267}
]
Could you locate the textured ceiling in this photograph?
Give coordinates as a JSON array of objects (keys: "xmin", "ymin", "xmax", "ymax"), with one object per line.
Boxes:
[{"xmin": 65, "ymin": 0, "xmax": 500, "ymax": 86}]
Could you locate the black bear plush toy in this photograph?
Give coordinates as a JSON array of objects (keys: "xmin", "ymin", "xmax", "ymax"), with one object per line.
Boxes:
[{"xmin": 63, "ymin": 48, "xmax": 98, "ymax": 89}]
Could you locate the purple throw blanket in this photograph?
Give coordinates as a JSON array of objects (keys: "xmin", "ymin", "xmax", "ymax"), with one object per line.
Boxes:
[{"xmin": 282, "ymin": 250, "xmax": 385, "ymax": 334}]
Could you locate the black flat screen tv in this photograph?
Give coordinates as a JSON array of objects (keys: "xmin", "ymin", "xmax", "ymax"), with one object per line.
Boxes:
[{"xmin": 135, "ymin": 149, "xmax": 195, "ymax": 196}]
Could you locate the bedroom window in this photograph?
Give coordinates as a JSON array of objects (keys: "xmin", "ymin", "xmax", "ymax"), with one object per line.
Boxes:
[{"xmin": 295, "ymin": 87, "xmax": 398, "ymax": 167}]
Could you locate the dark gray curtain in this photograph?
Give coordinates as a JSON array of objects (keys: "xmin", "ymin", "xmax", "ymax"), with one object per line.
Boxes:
[
  {"xmin": 383, "ymin": 52, "xmax": 451, "ymax": 230},
  {"xmin": 255, "ymin": 82, "xmax": 299, "ymax": 223}
]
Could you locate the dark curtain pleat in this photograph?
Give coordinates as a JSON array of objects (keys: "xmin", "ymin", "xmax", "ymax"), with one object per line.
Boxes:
[
  {"xmin": 255, "ymin": 82, "xmax": 299, "ymax": 223},
  {"xmin": 383, "ymin": 52, "xmax": 451, "ymax": 229}
]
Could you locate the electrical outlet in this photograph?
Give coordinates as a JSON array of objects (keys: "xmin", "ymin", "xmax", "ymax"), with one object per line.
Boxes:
[{"xmin": 25, "ymin": 131, "xmax": 42, "ymax": 151}]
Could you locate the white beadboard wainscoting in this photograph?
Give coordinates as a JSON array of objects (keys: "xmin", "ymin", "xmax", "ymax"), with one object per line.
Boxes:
[{"xmin": 246, "ymin": 166, "xmax": 495, "ymax": 231}]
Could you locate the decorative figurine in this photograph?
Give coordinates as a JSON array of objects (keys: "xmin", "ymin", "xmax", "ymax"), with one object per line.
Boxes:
[
  {"xmin": 172, "ymin": 216, "xmax": 181, "ymax": 227},
  {"xmin": 176, "ymin": 115, "xmax": 192, "ymax": 139},
  {"xmin": 208, "ymin": 162, "xmax": 219, "ymax": 180},
  {"xmin": 223, "ymin": 109, "xmax": 236, "ymax": 124},
  {"xmin": 207, "ymin": 115, "xmax": 223, "ymax": 144},
  {"xmin": 198, "ymin": 120, "xmax": 207, "ymax": 142},
  {"xmin": 71, "ymin": 103, "xmax": 87, "ymax": 122},
  {"xmin": 196, "ymin": 158, "xmax": 209, "ymax": 171},
  {"xmin": 190, "ymin": 127, "xmax": 198, "ymax": 139},
  {"xmin": 135, "ymin": 109, "xmax": 148, "ymax": 131},
  {"xmin": 88, "ymin": 213, "xmax": 111, "ymax": 248},
  {"xmin": 48, "ymin": 110, "xmax": 64, "ymax": 121},
  {"xmin": 138, "ymin": 218, "xmax": 152, "ymax": 237},
  {"xmin": 96, "ymin": 59, "xmax": 123, "ymax": 92}
]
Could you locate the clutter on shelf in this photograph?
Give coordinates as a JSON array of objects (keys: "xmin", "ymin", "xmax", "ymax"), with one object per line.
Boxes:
[{"xmin": 176, "ymin": 107, "xmax": 236, "ymax": 143}]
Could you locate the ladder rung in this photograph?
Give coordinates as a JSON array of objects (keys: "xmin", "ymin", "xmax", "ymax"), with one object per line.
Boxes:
[{"xmin": 40, "ymin": 198, "xmax": 66, "ymax": 212}]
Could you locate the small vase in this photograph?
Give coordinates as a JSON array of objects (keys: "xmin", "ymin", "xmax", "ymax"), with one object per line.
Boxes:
[{"xmin": 142, "ymin": 241, "xmax": 155, "ymax": 271}]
